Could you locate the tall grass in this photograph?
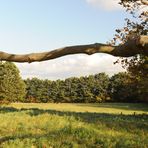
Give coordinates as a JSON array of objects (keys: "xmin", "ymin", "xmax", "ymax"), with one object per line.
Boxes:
[{"xmin": 0, "ymin": 103, "xmax": 148, "ymax": 148}]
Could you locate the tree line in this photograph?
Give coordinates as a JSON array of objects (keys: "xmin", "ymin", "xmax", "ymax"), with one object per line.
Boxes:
[{"xmin": 0, "ymin": 62, "xmax": 147, "ymax": 104}]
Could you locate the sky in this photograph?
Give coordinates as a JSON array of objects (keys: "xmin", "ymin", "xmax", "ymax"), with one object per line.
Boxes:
[{"xmin": 0, "ymin": 0, "xmax": 128, "ymax": 80}]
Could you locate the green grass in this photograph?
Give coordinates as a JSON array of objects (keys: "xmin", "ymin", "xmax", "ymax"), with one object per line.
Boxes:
[{"xmin": 0, "ymin": 103, "xmax": 148, "ymax": 148}]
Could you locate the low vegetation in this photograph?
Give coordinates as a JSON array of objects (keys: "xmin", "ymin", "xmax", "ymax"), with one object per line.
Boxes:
[{"xmin": 0, "ymin": 103, "xmax": 148, "ymax": 148}]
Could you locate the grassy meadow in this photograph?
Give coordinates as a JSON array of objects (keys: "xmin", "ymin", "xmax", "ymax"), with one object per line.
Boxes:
[{"xmin": 0, "ymin": 103, "xmax": 148, "ymax": 148}]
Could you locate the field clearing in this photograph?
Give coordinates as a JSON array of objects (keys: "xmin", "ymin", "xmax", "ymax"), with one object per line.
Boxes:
[
  {"xmin": 0, "ymin": 103, "xmax": 148, "ymax": 148},
  {"xmin": 6, "ymin": 103, "xmax": 148, "ymax": 114}
]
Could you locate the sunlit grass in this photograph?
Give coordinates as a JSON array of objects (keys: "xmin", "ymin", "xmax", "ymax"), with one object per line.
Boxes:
[
  {"xmin": 0, "ymin": 103, "xmax": 148, "ymax": 148},
  {"xmin": 6, "ymin": 103, "xmax": 148, "ymax": 114}
]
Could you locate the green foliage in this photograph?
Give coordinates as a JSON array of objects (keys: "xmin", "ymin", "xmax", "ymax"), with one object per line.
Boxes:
[
  {"xmin": 109, "ymin": 72, "xmax": 131, "ymax": 102},
  {"xmin": 112, "ymin": 0, "xmax": 148, "ymax": 102},
  {"xmin": 0, "ymin": 103, "xmax": 148, "ymax": 148},
  {"xmin": 25, "ymin": 78, "xmax": 51, "ymax": 103},
  {"xmin": 1, "ymin": 62, "xmax": 147, "ymax": 103},
  {"xmin": 25, "ymin": 73, "xmax": 110, "ymax": 103},
  {"xmin": 126, "ymin": 55, "xmax": 148, "ymax": 102},
  {"xmin": 0, "ymin": 62, "xmax": 26, "ymax": 103},
  {"xmin": 24, "ymin": 71, "xmax": 147, "ymax": 103}
]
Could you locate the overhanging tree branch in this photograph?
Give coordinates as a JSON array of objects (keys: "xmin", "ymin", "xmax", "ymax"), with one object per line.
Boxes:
[
  {"xmin": 0, "ymin": 35, "xmax": 148, "ymax": 63},
  {"xmin": 141, "ymin": 0, "xmax": 148, "ymax": 5}
]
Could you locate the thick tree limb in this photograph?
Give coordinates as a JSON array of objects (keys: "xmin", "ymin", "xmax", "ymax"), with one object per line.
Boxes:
[
  {"xmin": 141, "ymin": 0, "xmax": 148, "ymax": 5},
  {"xmin": 0, "ymin": 35, "xmax": 148, "ymax": 63}
]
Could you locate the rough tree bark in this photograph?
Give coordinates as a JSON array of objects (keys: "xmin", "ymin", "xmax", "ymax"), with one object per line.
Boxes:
[
  {"xmin": 140, "ymin": 0, "xmax": 148, "ymax": 5},
  {"xmin": 0, "ymin": 35, "xmax": 148, "ymax": 63}
]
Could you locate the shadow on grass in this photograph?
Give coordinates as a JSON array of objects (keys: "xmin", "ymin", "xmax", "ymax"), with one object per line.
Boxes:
[
  {"xmin": 75, "ymin": 103, "xmax": 148, "ymax": 112},
  {"xmin": 0, "ymin": 134, "xmax": 43, "ymax": 145},
  {"xmin": 0, "ymin": 106, "xmax": 18, "ymax": 113},
  {"xmin": 0, "ymin": 130, "xmax": 64, "ymax": 145},
  {"xmin": 0, "ymin": 106, "xmax": 148, "ymax": 145},
  {"xmin": 0, "ymin": 106, "xmax": 148, "ymax": 124},
  {"xmin": 0, "ymin": 127, "xmax": 95, "ymax": 146}
]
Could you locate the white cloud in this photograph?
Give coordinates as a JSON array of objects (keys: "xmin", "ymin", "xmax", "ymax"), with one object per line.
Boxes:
[
  {"xmin": 86, "ymin": 0, "xmax": 122, "ymax": 11},
  {"xmin": 16, "ymin": 54, "xmax": 125, "ymax": 80}
]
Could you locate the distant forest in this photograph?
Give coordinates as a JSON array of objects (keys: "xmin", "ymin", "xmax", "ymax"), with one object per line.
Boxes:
[{"xmin": 1, "ymin": 62, "xmax": 147, "ymax": 103}]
